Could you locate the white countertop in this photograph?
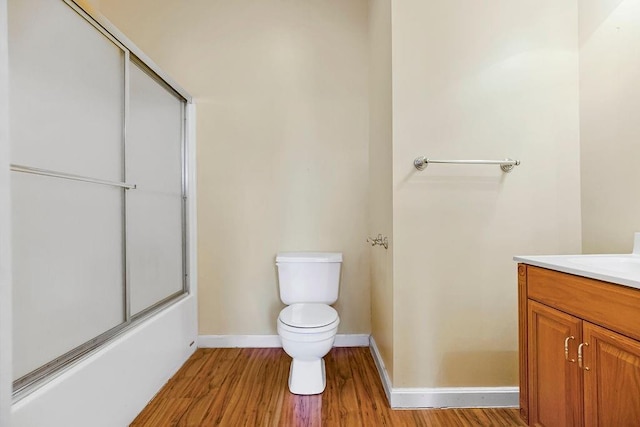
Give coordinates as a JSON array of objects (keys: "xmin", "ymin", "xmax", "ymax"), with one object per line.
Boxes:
[{"xmin": 514, "ymin": 254, "xmax": 640, "ymax": 291}]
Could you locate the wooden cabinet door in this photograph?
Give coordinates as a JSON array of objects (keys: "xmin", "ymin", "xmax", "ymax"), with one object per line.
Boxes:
[
  {"xmin": 528, "ymin": 300, "xmax": 583, "ymax": 426},
  {"xmin": 583, "ymin": 322, "xmax": 640, "ymax": 427}
]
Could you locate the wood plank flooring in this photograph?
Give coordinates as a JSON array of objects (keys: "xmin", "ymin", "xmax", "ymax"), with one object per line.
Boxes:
[{"xmin": 131, "ymin": 347, "xmax": 526, "ymax": 426}]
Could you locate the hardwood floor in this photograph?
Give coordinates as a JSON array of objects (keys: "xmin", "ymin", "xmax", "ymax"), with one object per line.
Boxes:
[{"xmin": 131, "ymin": 347, "xmax": 526, "ymax": 426}]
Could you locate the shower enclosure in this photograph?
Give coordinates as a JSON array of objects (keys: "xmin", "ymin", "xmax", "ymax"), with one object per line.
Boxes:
[{"xmin": 9, "ymin": 0, "xmax": 191, "ymax": 398}]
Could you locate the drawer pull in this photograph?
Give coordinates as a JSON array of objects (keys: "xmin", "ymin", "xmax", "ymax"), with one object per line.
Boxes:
[
  {"xmin": 564, "ymin": 336, "xmax": 575, "ymax": 362},
  {"xmin": 578, "ymin": 342, "xmax": 590, "ymax": 371}
]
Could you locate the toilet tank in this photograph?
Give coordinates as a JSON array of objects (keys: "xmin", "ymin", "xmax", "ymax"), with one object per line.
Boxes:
[{"xmin": 276, "ymin": 252, "xmax": 342, "ymax": 305}]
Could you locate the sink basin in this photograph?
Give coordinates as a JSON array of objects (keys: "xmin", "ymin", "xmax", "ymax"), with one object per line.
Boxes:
[{"xmin": 567, "ymin": 255, "xmax": 640, "ymax": 275}]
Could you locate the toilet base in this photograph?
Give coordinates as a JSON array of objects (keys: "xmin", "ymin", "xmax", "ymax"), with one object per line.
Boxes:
[{"xmin": 288, "ymin": 358, "xmax": 326, "ymax": 395}]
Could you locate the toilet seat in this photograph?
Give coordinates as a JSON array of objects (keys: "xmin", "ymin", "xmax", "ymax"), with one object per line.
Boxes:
[
  {"xmin": 278, "ymin": 304, "xmax": 339, "ymax": 334},
  {"xmin": 279, "ymin": 303, "xmax": 338, "ymax": 328},
  {"xmin": 278, "ymin": 317, "xmax": 339, "ymax": 335}
]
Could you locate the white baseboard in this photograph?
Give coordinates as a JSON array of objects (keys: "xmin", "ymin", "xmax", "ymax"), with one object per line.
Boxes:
[
  {"xmin": 198, "ymin": 334, "xmax": 281, "ymax": 348},
  {"xmin": 334, "ymin": 334, "xmax": 370, "ymax": 347},
  {"xmin": 390, "ymin": 386, "xmax": 519, "ymax": 409},
  {"xmin": 198, "ymin": 333, "xmax": 370, "ymax": 348},
  {"xmin": 368, "ymin": 336, "xmax": 518, "ymax": 409},
  {"xmin": 369, "ymin": 336, "xmax": 393, "ymax": 403}
]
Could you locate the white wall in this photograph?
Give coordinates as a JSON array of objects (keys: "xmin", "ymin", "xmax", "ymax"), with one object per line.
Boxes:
[
  {"xmin": 0, "ymin": 0, "xmax": 12, "ymax": 423},
  {"xmin": 580, "ymin": 0, "xmax": 640, "ymax": 253},
  {"xmin": 391, "ymin": 0, "xmax": 581, "ymax": 388}
]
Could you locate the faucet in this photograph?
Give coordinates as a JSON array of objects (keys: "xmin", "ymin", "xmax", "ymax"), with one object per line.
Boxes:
[{"xmin": 367, "ymin": 234, "xmax": 388, "ymax": 249}]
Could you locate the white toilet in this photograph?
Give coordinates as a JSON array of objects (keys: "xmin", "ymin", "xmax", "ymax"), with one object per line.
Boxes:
[{"xmin": 276, "ymin": 252, "xmax": 342, "ymax": 395}]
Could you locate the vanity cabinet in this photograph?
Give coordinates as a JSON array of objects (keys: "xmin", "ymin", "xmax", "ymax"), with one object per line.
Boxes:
[
  {"xmin": 518, "ymin": 264, "xmax": 640, "ymax": 427},
  {"xmin": 527, "ymin": 300, "xmax": 583, "ymax": 426}
]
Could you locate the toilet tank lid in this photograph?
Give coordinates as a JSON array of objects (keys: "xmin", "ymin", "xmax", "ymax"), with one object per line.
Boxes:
[{"xmin": 276, "ymin": 252, "xmax": 342, "ymax": 263}]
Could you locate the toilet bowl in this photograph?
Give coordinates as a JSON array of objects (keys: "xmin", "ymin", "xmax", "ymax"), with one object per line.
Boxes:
[
  {"xmin": 275, "ymin": 252, "xmax": 342, "ymax": 395},
  {"xmin": 277, "ymin": 303, "xmax": 339, "ymax": 395}
]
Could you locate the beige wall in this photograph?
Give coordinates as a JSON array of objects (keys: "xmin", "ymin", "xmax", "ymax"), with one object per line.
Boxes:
[
  {"xmin": 390, "ymin": 0, "xmax": 581, "ymax": 387},
  {"xmin": 368, "ymin": 0, "xmax": 394, "ymax": 381},
  {"xmin": 97, "ymin": 0, "xmax": 589, "ymax": 391},
  {"xmin": 580, "ymin": 0, "xmax": 640, "ymax": 254},
  {"xmin": 98, "ymin": 0, "xmax": 371, "ymax": 335}
]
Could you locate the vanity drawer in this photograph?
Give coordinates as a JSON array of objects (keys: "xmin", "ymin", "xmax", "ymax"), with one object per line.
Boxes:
[{"xmin": 526, "ymin": 265, "xmax": 640, "ymax": 342}]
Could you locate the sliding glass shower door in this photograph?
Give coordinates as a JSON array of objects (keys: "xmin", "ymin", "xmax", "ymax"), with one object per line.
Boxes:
[
  {"xmin": 127, "ymin": 59, "xmax": 186, "ymax": 317},
  {"xmin": 10, "ymin": 0, "xmax": 127, "ymax": 383},
  {"xmin": 9, "ymin": 0, "xmax": 188, "ymax": 396}
]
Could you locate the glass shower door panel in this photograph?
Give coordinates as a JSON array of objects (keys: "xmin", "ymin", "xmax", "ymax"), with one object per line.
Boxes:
[
  {"xmin": 8, "ymin": 0, "xmax": 124, "ymax": 181},
  {"xmin": 12, "ymin": 173, "xmax": 125, "ymax": 380},
  {"xmin": 127, "ymin": 61, "xmax": 185, "ymax": 316},
  {"xmin": 127, "ymin": 191, "xmax": 184, "ymax": 316}
]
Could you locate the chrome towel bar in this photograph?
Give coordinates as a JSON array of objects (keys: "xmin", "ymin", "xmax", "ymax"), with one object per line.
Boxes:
[
  {"xmin": 413, "ymin": 157, "xmax": 520, "ymax": 173},
  {"xmin": 10, "ymin": 164, "xmax": 137, "ymax": 189}
]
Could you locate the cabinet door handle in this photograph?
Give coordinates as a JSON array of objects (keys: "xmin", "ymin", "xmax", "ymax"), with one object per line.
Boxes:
[
  {"xmin": 578, "ymin": 342, "xmax": 590, "ymax": 371},
  {"xmin": 564, "ymin": 336, "xmax": 575, "ymax": 362}
]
